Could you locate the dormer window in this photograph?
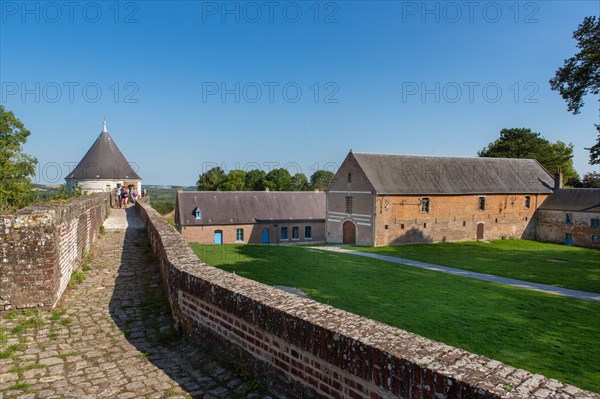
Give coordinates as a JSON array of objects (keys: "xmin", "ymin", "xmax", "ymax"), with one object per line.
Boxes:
[{"xmin": 193, "ymin": 207, "xmax": 202, "ymax": 220}]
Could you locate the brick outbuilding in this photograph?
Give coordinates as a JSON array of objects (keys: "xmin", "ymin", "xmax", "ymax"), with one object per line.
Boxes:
[
  {"xmin": 175, "ymin": 191, "xmax": 325, "ymax": 244},
  {"xmin": 326, "ymin": 151, "xmax": 555, "ymax": 246},
  {"xmin": 535, "ymin": 188, "xmax": 600, "ymax": 248}
]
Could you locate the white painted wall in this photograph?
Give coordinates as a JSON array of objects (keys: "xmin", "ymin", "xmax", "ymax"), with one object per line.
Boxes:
[{"xmin": 66, "ymin": 179, "xmax": 142, "ymax": 194}]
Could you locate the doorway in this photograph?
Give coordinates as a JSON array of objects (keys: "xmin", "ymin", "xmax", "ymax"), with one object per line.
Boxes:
[
  {"xmin": 476, "ymin": 223, "xmax": 484, "ymax": 240},
  {"xmin": 214, "ymin": 230, "xmax": 223, "ymax": 244},
  {"xmin": 343, "ymin": 221, "xmax": 356, "ymax": 244},
  {"xmin": 261, "ymin": 229, "xmax": 269, "ymax": 244}
]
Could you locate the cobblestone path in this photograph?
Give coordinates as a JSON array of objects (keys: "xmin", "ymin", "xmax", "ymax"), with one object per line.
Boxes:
[{"xmin": 0, "ymin": 208, "xmax": 271, "ymax": 399}]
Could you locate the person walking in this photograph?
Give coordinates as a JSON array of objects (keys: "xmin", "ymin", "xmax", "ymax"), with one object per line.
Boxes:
[
  {"xmin": 120, "ymin": 186, "xmax": 127, "ymax": 208},
  {"xmin": 122, "ymin": 187, "xmax": 130, "ymax": 208}
]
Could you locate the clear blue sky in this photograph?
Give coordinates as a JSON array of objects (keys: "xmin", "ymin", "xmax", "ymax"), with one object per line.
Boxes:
[{"xmin": 2, "ymin": 0, "xmax": 599, "ymax": 185}]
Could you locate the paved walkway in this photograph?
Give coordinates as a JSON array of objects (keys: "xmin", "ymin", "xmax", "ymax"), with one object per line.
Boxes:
[
  {"xmin": 0, "ymin": 208, "xmax": 272, "ymax": 399},
  {"xmin": 312, "ymin": 246, "xmax": 600, "ymax": 302}
]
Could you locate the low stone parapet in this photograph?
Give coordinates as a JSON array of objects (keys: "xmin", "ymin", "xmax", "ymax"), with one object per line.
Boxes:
[
  {"xmin": 0, "ymin": 193, "xmax": 110, "ymax": 310},
  {"xmin": 135, "ymin": 200, "xmax": 599, "ymax": 399}
]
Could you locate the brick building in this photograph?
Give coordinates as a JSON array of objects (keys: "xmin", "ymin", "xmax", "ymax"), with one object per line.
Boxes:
[
  {"xmin": 535, "ymin": 188, "xmax": 600, "ymax": 248},
  {"xmin": 66, "ymin": 120, "xmax": 142, "ymax": 195},
  {"xmin": 175, "ymin": 191, "xmax": 325, "ymax": 244},
  {"xmin": 326, "ymin": 151, "xmax": 555, "ymax": 246}
]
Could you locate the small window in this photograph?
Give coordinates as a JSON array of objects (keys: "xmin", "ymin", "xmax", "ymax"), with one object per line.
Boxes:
[
  {"xmin": 304, "ymin": 226, "xmax": 312, "ymax": 239},
  {"xmin": 236, "ymin": 228, "xmax": 244, "ymax": 242},
  {"xmin": 463, "ymin": 221, "xmax": 466, "ymax": 227},
  {"xmin": 347, "ymin": 173, "xmax": 352, "ymax": 183},
  {"xmin": 384, "ymin": 224, "xmax": 389, "ymax": 230},
  {"xmin": 281, "ymin": 227, "xmax": 288, "ymax": 240},
  {"xmin": 193, "ymin": 208, "xmax": 202, "ymax": 220},
  {"xmin": 421, "ymin": 198, "xmax": 430, "ymax": 213},
  {"xmin": 524, "ymin": 196, "xmax": 531, "ymax": 209},
  {"xmin": 592, "ymin": 235, "xmax": 598, "ymax": 244},
  {"xmin": 345, "ymin": 196, "xmax": 353, "ymax": 214},
  {"xmin": 423, "ymin": 223, "xmax": 427, "ymax": 228},
  {"xmin": 591, "ymin": 218, "xmax": 600, "ymax": 228},
  {"xmin": 566, "ymin": 213, "xmax": 573, "ymax": 225},
  {"xmin": 478, "ymin": 197, "xmax": 486, "ymax": 211},
  {"xmin": 400, "ymin": 223, "xmax": 405, "ymax": 229},
  {"xmin": 292, "ymin": 226, "xmax": 299, "ymax": 239}
]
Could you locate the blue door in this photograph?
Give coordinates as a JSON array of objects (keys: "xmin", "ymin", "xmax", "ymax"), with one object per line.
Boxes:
[
  {"xmin": 261, "ymin": 229, "xmax": 269, "ymax": 244},
  {"xmin": 214, "ymin": 230, "xmax": 223, "ymax": 244},
  {"xmin": 565, "ymin": 233, "xmax": 573, "ymax": 246}
]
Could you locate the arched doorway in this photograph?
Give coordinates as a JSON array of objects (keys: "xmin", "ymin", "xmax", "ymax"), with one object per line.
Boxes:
[
  {"xmin": 476, "ymin": 223, "xmax": 484, "ymax": 240},
  {"xmin": 343, "ymin": 221, "xmax": 356, "ymax": 244}
]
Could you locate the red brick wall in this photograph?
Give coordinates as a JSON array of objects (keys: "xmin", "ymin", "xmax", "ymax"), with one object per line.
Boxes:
[
  {"xmin": 373, "ymin": 194, "xmax": 546, "ymax": 246},
  {"xmin": 0, "ymin": 193, "xmax": 110, "ymax": 310},
  {"xmin": 136, "ymin": 200, "xmax": 597, "ymax": 399},
  {"xmin": 181, "ymin": 222, "xmax": 325, "ymax": 244},
  {"xmin": 326, "ymin": 153, "xmax": 375, "ymax": 245}
]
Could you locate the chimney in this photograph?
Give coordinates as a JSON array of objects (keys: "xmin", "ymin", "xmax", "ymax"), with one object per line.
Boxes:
[{"xmin": 554, "ymin": 167, "xmax": 563, "ymax": 189}]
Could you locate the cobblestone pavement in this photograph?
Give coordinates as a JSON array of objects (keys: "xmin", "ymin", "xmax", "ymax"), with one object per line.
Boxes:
[{"xmin": 0, "ymin": 208, "xmax": 271, "ymax": 399}]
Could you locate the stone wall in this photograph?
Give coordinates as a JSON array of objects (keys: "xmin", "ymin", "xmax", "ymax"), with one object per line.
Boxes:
[
  {"xmin": 0, "ymin": 193, "xmax": 110, "ymax": 310},
  {"xmin": 536, "ymin": 209, "xmax": 600, "ymax": 249},
  {"xmin": 135, "ymin": 200, "xmax": 599, "ymax": 399}
]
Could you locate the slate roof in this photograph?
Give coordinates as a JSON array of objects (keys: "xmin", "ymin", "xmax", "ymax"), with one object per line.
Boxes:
[
  {"xmin": 176, "ymin": 191, "xmax": 326, "ymax": 226},
  {"xmin": 538, "ymin": 188, "xmax": 600, "ymax": 213},
  {"xmin": 67, "ymin": 130, "xmax": 141, "ymax": 180},
  {"xmin": 351, "ymin": 152, "xmax": 554, "ymax": 195}
]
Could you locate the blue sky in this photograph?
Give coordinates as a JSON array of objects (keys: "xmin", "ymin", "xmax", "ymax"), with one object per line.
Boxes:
[{"xmin": 1, "ymin": 0, "xmax": 599, "ymax": 185}]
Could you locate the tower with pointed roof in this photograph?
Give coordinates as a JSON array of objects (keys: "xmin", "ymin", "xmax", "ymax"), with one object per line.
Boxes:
[{"xmin": 66, "ymin": 120, "xmax": 142, "ymax": 194}]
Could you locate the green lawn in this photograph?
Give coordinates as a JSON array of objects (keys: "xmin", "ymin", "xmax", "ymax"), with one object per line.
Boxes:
[
  {"xmin": 191, "ymin": 244, "xmax": 600, "ymax": 393},
  {"xmin": 347, "ymin": 240, "xmax": 600, "ymax": 293}
]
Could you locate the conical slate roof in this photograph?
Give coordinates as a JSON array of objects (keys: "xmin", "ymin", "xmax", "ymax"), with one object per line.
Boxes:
[{"xmin": 67, "ymin": 125, "xmax": 141, "ymax": 180}]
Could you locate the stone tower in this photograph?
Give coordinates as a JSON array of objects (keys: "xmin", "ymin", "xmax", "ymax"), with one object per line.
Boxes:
[{"xmin": 66, "ymin": 120, "xmax": 142, "ymax": 194}]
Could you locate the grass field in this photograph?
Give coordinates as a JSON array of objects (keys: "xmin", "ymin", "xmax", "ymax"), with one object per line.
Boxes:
[
  {"xmin": 191, "ymin": 243, "xmax": 600, "ymax": 393},
  {"xmin": 347, "ymin": 240, "xmax": 600, "ymax": 293}
]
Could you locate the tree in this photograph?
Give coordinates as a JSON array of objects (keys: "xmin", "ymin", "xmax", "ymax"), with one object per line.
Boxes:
[
  {"xmin": 218, "ymin": 170, "xmax": 246, "ymax": 191},
  {"xmin": 266, "ymin": 168, "xmax": 293, "ymax": 191},
  {"xmin": 310, "ymin": 170, "xmax": 335, "ymax": 190},
  {"xmin": 245, "ymin": 169, "xmax": 268, "ymax": 191},
  {"xmin": 478, "ymin": 128, "xmax": 579, "ymax": 181},
  {"xmin": 550, "ymin": 16, "xmax": 600, "ymax": 164},
  {"xmin": 582, "ymin": 172, "xmax": 600, "ymax": 188},
  {"xmin": 291, "ymin": 173, "xmax": 309, "ymax": 191},
  {"xmin": 549, "ymin": 16, "xmax": 600, "ymax": 114},
  {"xmin": 585, "ymin": 126, "xmax": 600, "ymax": 165},
  {"xmin": 196, "ymin": 167, "xmax": 226, "ymax": 191},
  {"xmin": 0, "ymin": 106, "xmax": 38, "ymax": 212}
]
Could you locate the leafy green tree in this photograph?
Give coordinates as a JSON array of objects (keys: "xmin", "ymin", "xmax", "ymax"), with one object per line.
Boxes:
[
  {"xmin": 585, "ymin": 126, "xmax": 600, "ymax": 165},
  {"xmin": 245, "ymin": 169, "xmax": 269, "ymax": 191},
  {"xmin": 582, "ymin": 172, "xmax": 600, "ymax": 188},
  {"xmin": 266, "ymin": 168, "xmax": 293, "ymax": 191},
  {"xmin": 478, "ymin": 128, "xmax": 579, "ymax": 181},
  {"xmin": 0, "ymin": 106, "xmax": 38, "ymax": 212},
  {"xmin": 550, "ymin": 16, "xmax": 600, "ymax": 164},
  {"xmin": 550, "ymin": 16, "xmax": 599, "ymax": 114},
  {"xmin": 291, "ymin": 173, "xmax": 309, "ymax": 191},
  {"xmin": 218, "ymin": 170, "xmax": 246, "ymax": 191},
  {"xmin": 197, "ymin": 167, "xmax": 226, "ymax": 191},
  {"xmin": 310, "ymin": 170, "xmax": 335, "ymax": 190}
]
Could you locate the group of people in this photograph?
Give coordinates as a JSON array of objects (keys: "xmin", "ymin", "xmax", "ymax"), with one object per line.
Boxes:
[{"xmin": 114, "ymin": 186, "xmax": 146, "ymax": 208}]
